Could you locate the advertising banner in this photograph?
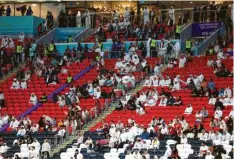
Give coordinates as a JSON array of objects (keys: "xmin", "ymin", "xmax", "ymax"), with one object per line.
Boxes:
[{"xmin": 192, "ymin": 22, "xmax": 220, "ymax": 37}]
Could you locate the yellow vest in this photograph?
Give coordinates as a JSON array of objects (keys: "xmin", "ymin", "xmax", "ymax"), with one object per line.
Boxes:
[
  {"xmin": 49, "ymin": 44, "xmax": 54, "ymax": 52},
  {"xmin": 68, "ymin": 37, "xmax": 73, "ymax": 43},
  {"xmin": 186, "ymin": 41, "xmax": 191, "ymax": 49},
  {"xmin": 16, "ymin": 45, "xmax": 23, "ymax": 53},
  {"xmin": 151, "ymin": 39, "xmax": 157, "ymax": 47},
  {"xmin": 176, "ymin": 25, "xmax": 181, "ymax": 33},
  {"xmin": 209, "ymin": 48, "xmax": 214, "ymax": 54},
  {"xmin": 96, "ymin": 56, "xmax": 100, "ymax": 61},
  {"xmin": 98, "ymin": 43, "xmax": 102, "ymax": 49},
  {"xmin": 67, "ymin": 76, "xmax": 72, "ymax": 83}
]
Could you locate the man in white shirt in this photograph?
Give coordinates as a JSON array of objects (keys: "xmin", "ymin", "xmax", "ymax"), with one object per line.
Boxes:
[
  {"xmin": 160, "ymin": 125, "xmax": 168, "ymax": 135},
  {"xmin": 144, "ymin": 77, "xmax": 152, "ymax": 87},
  {"xmin": 214, "ymin": 107, "xmax": 223, "ymax": 119},
  {"xmin": 20, "ymin": 80, "xmax": 27, "ymax": 89},
  {"xmin": 184, "ymin": 104, "xmax": 193, "ymax": 115},
  {"xmin": 125, "ymin": 150, "xmax": 134, "ymax": 159},
  {"xmin": 199, "ymin": 130, "xmax": 208, "ymax": 141},
  {"xmin": 224, "ymin": 87, "xmax": 232, "ymax": 98},
  {"xmin": 17, "ymin": 126, "xmax": 26, "ymax": 137},
  {"xmin": 29, "ymin": 93, "xmax": 37, "ymax": 105},
  {"xmin": 222, "ymin": 131, "xmax": 231, "ymax": 142},
  {"xmin": 132, "ymin": 150, "xmax": 142, "ymax": 159},
  {"xmin": 179, "ymin": 55, "xmax": 186, "ymax": 68},
  {"xmin": 208, "ymin": 96, "xmax": 216, "ymax": 105},
  {"xmin": 11, "ymin": 79, "xmax": 20, "ymax": 89},
  {"xmin": 75, "ymin": 149, "xmax": 83, "ymax": 159},
  {"xmin": 154, "ymin": 64, "xmax": 161, "ymax": 76},
  {"xmin": 222, "ymin": 96, "xmax": 233, "ymax": 106},
  {"xmin": 158, "ymin": 96, "xmax": 167, "ymax": 107},
  {"xmin": 29, "ymin": 146, "xmax": 39, "ymax": 159},
  {"xmin": 9, "ymin": 118, "xmax": 20, "ymax": 129},
  {"xmin": 0, "ymin": 143, "xmax": 9, "ymax": 154},
  {"xmin": 199, "ymin": 142, "xmax": 208, "ymax": 156},
  {"xmin": 207, "ymin": 58, "xmax": 214, "ymax": 67},
  {"xmin": 115, "ymin": 59, "xmax": 123, "ymax": 69}
]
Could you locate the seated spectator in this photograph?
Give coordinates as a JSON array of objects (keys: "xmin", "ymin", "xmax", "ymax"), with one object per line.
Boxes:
[
  {"xmin": 222, "ymin": 95, "xmax": 233, "ymax": 106},
  {"xmin": 158, "ymin": 96, "xmax": 168, "ymax": 107},
  {"xmin": 184, "ymin": 104, "xmax": 193, "ymax": 115},
  {"xmin": 144, "ymin": 76, "xmax": 152, "ymax": 87},
  {"xmin": 9, "ymin": 117, "xmax": 20, "ymax": 130},
  {"xmin": 207, "ymin": 58, "xmax": 214, "ymax": 67},
  {"xmin": 16, "ymin": 126, "xmax": 26, "ymax": 137},
  {"xmin": 41, "ymin": 139, "xmax": 51, "ymax": 158},
  {"xmin": 11, "ymin": 78, "xmax": 20, "ymax": 89},
  {"xmin": 0, "ymin": 143, "xmax": 9, "ymax": 154},
  {"xmin": 217, "ymin": 49, "xmax": 226, "ymax": 59},
  {"xmin": 40, "ymin": 93, "xmax": 47, "ymax": 103},
  {"xmin": 29, "ymin": 146, "xmax": 39, "ymax": 159},
  {"xmin": 0, "ymin": 91, "xmax": 5, "ymax": 108},
  {"xmin": 200, "ymin": 106, "xmax": 209, "ymax": 118},
  {"xmin": 167, "ymin": 95, "xmax": 175, "ymax": 106},
  {"xmin": 207, "ymin": 78, "xmax": 215, "ymax": 90},
  {"xmin": 173, "ymin": 96, "xmax": 183, "ymax": 106},
  {"xmin": 214, "ymin": 98, "xmax": 224, "ymax": 110},
  {"xmin": 136, "ymin": 104, "xmax": 145, "ymax": 115},
  {"xmin": 195, "ymin": 111, "xmax": 203, "ymax": 123},
  {"xmin": 29, "ymin": 93, "xmax": 37, "ymax": 105},
  {"xmin": 199, "ymin": 142, "xmax": 209, "ymax": 156},
  {"xmin": 208, "ymin": 96, "xmax": 216, "ymax": 105},
  {"xmin": 224, "ymin": 87, "xmax": 232, "ymax": 98},
  {"xmin": 214, "ymin": 107, "xmax": 223, "ymax": 119},
  {"xmin": 20, "ymin": 80, "xmax": 27, "ymax": 89}
]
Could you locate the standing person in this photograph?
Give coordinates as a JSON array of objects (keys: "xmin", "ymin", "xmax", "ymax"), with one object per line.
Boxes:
[
  {"xmin": 130, "ymin": 8, "xmax": 135, "ymax": 25},
  {"xmin": 112, "ymin": 10, "xmax": 118, "ymax": 23},
  {"xmin": 169, "ymin": 6, "xmax": 175, "ymax": 25},
  {"xmin": 29, "ymin": 41, "xmax": 37, "ymax": 61},
  {"xmin": 46, "ymin": 11, "xmax": 54, "ymax": 30},
  {"xmin": 84, "ymin": 9, "xmax": 91, "ymax": 28},
  {"xmin": 146, "ymin": 36, "xmax": 152, "ymax": 58},
  {"xmin": 201, "ymin": 3, "xmax": 208, "ymax": 22},
  {"xmin": 175, "ymin": 22, "xmax": 182, "ymax": 39},
  {"xmin": 16, "ymin": 42, "xmax": 23, "ymax": 63},
  {"xmin": 155, "ymin": 7, "xmax": 161, "ymax": 24},
  {"xmin": 150, "ymin": 37, "xmax": 157, "ymax": 57},
  {"xmin": 76, "ymin": 11, "xmax": 82, "ymax": 27},
  {"xmin": 6, "ymin": 5, "xmax": 11, "ymax": 16},
  {"xmin": 41, "ymin": 139, "xmax": 51, "ymax": 159},
  {"xmin": 185, "ymin": 38, "xmax": 192, "ymax": 55},
  {"xmin": 26, "ymin": 6, "xmax": 33, "ymax": 16},
  {"xmin": 58, "ymin": 10, "xmax": 66, "ymax": 28},
  {"xmin": 143, "ymin": 7, "xmax": 150, "ymax": 25},
  {"xmin": 150, "ymin": 8, "xmax": 155, "ymax": 24},
  {"xmin": 209, "ymin": 1, "xmax": 216, "ymax": 22},
  {"xmin": 124, "ymin": 7, "xmax": 130, "ymax": 26}
]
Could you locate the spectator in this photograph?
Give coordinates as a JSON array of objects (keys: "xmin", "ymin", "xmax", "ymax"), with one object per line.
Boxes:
[
  {"xmin": 214, "ymin": 107, "xmax": 222, "ymax": 119},
  {"xmin": 40, "ymin": 93, "xmax": 47, "ymax": 103},
  {"xmin": 6, "ymin": 5, "xmax": 11, "ymax": 16},
  {"xmin": 41, "ymin": 139, "xmax": 51, "ymax": 158},
  {"xmin": 0, "ymin": 91, "xmax": 5, "ymax": 109},
  {"xmin": 11, "ymin": 78, "xmax": 20, "ymax": 89},
  {"xmin": 16, "ymin": 126, "xmax": 26, "ymax": 137},
  {"xmin": 26, "ymin": 6, "xmax": 33, "ymax": 16},
  {"xmin": 200, "ymin": 106, "xmax": 209, "ymax": 118},
  {"xmin": 20, "ymin": 79, "xmax": 27, "ymax": 89},
  {"xmin": 184, "ymin": 104, "xmax": 193, "ymax": 115},
  {"xmin": 29, "ymin": 93, "xmax": 37, "ymax": 105}
]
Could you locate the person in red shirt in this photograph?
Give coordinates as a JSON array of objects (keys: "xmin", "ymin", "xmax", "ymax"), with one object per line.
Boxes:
[{"xmin": 168, "ymin": 125, "xmax": 177, "ymax": 136}]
